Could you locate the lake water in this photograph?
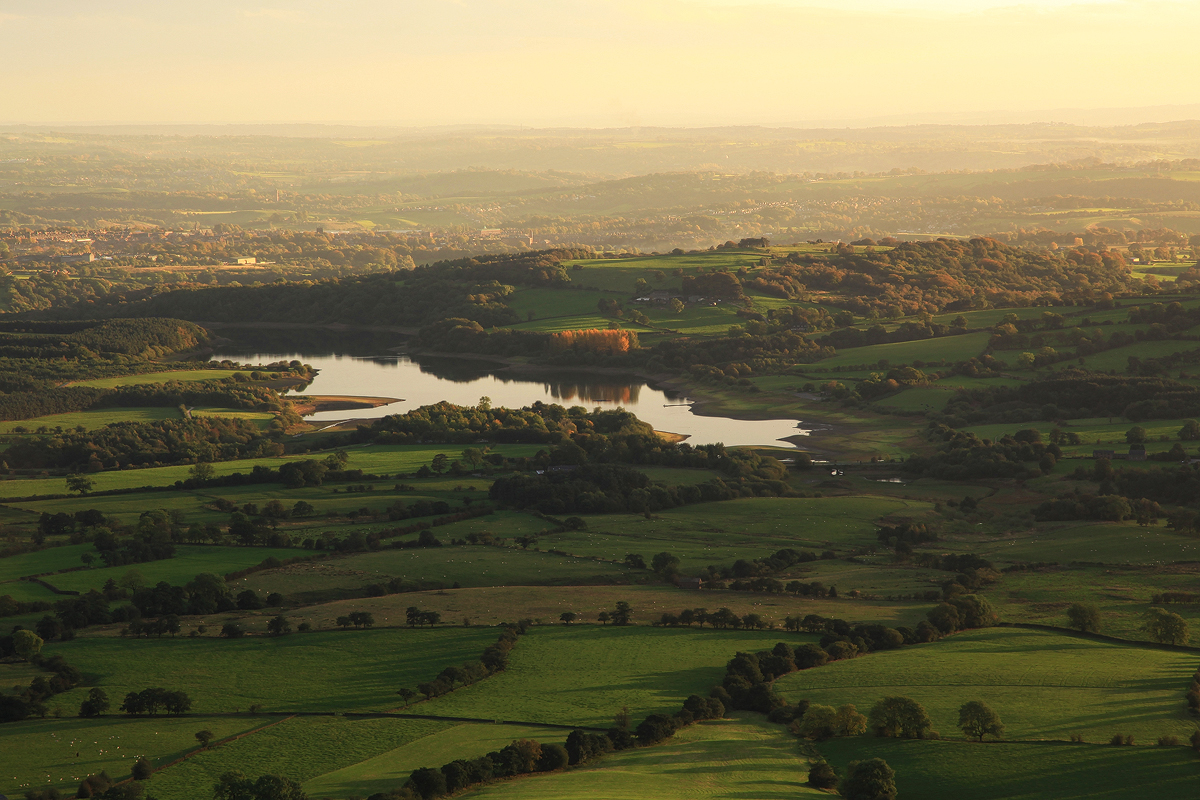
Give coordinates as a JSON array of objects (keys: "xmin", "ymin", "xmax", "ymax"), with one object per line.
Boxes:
[{"xmin": 214, "ymin": 334, "xmax": 807, "ymax": 447}]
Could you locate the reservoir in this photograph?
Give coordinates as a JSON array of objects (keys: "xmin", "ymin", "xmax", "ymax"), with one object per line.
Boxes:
[{"xmin": 214, "ymin": 331, "xmax": 807, "ymax": 447}]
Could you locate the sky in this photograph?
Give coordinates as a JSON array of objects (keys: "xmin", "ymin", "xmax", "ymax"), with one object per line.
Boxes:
[{"xmin": 2, "ymin": 0, "xmax": 1198, "ymax": 128}]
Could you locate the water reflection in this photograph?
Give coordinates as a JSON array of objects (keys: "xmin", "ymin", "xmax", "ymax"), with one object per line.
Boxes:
[
  {"xmin": 213, "ymin": 335, "xmax": 806, "ymax": 447},
  {"xmin": 543, "ymin": 381, "xmax": 643, "ymax": 405}
]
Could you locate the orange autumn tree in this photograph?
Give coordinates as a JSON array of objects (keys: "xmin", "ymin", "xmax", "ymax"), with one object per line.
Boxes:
[{"xmin": 548, "ymin": 328, "xmax": 639, "ymax": 355}]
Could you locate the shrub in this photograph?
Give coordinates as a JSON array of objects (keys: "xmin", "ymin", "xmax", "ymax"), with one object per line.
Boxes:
[
  {"xmin": 840, "ymin": 758, "xmax": 897, "ymax": 800},
  {"xmin": 808, "ymin": 761, "xmax": 838, "ymax": 789}
]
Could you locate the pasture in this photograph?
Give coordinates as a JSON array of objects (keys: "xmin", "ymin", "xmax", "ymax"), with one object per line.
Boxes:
[
  {"xmin": 0, "ymin": 442, "xmax": 544, "ymax": 501},
  {"xmin": 302, "ymin": 722, "xmax": 560, "ymax": 799},
  {"xmin": 815, "ymin": 738, "xmax": 1200, "ymax": 800},
  {"xmin": 804, "ymin": 331, "xmax": 991, "ymax": 370},
  {"xmin": 0, "ymin": 407, "xmax": 183, "ymax": 433},
  {"xmin": 46, "ymin": 545, "xmax": 303, "ymax": 594},
  {"xmin": 43, "ymin": 627, "xmax": 499, "ymax": 714},
  {"xmin": 459, "ymin": 714, "xmax": 818, "ymax": 800},
  {"xmin": 936, "ymin": 519, "xmax": 1200, "ymax": 566},
  {"xmin": 544, "ymin": 496, "xmax": 934, "ymax": 571},
  {"xmin": 149, "ymin": 716, "xmax": 450, "ymax": 800},
  {"xmin": 71, "ymin": 369, "xmax": 249, "ymax": 388},
  {"xmin": 991, "ymin": 564, "xmax": 1200, "ymax": 641},
  {"xmin": 238, "ymin": 545, "xmax": 638, "ymax": 597},
  {"xmin": 776, "ymin": 627, "xmax": 1198, "ymax": 743},
  {"xmin": 419, "ymin": 626, "xmax": 811, "ymax": 727},
  {"xmin": 0, "ymin": 715, "xmax": 270, "ymax": 798},
  {"xmin": 278, "ymin": 584, "xmax": 925, "ymax": 631}
]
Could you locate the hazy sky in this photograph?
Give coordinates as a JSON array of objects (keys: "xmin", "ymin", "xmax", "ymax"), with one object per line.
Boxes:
[{"xmin": 3, "ymin": 0, "xmax": 1198, "ymax": 127}]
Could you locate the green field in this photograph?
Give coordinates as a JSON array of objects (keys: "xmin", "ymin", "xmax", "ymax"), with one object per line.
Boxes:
[
  {"xmin": 239, "ymin": 545, "xmax": 638, "ymax": 596},
  {"xmin": 936, "ymin": 519, "xmax": 1200, "ymax": 566},
  {"xmin": 1066, "ymin": 339, "xmax": 1200, "ymax": 373},
  {"xmin": 777, "ymin": 627, "xmax": 1197, "ymax": 743},
  {"xmin": 0, "ymin": 442, "xmax": 543, "ymax": 500},
  {"xmin": 542, "ymin": 496, "xmax": 933, "ymax": 571},
  {"xmin": 991, "ymin": 565, "xmax": 1200, "ymax": 641},
  {"xmin": 46, "ymin": 546, "xmax": 304, "ymax": 594},
  {"xmin": 815, "ymin": 738, "xmax": 1200, "ymax": 800},
  {"xmin": 964, "ymin": 417, "xmax": 1200, "ymax": 450},
  {"xmin": 459, "ymin": 714, "xmax": 819, "ymax": 800},
  {"xmin": 0, "ymin": 407, "xmax": 184, "ymax": 433},
  {"xmin": 302, "ymin": 721, "xmax": 559, "ymax": 799},
  {"xmin": 420, "ymin": 626, "xmax": 809, "ymax": 727},
  {"xmin": 35, "ymin": 627, "xmax": 499, "ymax": 714},
  {"xmin": 148, "ymin": 716, "xmax": 450, "ymax": 800},
  {"xmin": 0, "ymin": 714, "xmax": 270, "ymax": 798},
  {"xmin": 71, "ymin": 369, "xmax": 250, "ymax": 388},
  {"xmin": 806, "ymin": 331, "xmax": 992, "ymax": 370},
  {"xmin": 280, "ymin": 584, "xmax": 925, "ymax": 632}
]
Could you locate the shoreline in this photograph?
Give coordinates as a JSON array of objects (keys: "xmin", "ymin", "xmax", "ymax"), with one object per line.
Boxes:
[{"xmin": 401, "ymin": 347, "xmax": 859, "ymax": 455}]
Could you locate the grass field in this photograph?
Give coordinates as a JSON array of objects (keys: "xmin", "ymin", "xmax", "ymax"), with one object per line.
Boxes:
[
  {"xmin": 72, "ymin": 369, "xmax": 249, "ymax": 388},
  {"xmin": 148, "ymin": 716, "xmax": 450, "ymax": 800},
  {"xmin": 45, "ymin": 546, "xmax": 303, "ymax": 594},
  {"xmin": 459, "ymin": 714, "xmax": 819, "ymax": 800},
  {"xmin": 776, "ymin": 627, "xmax": 1198, "ymax": 743},
  {"xmin": 41, "ymin": 627, "xmax": 500, "ymax": 714},
  {"xmin": 277, "ymin": 585, "xmax": 925, "ymax": 632},
  {"xmin": 0, "ymin": 544, "xmax": 97, "ymax": 581},
  {"xmin": 815, "ymin": 738, "xmax": 1200, "ymax": 800},
  {"xmin": 936, "ymin": 519, "xmax": 1200, "ymax": 566},
  {"xmin": 871, "ymin": 385, "xmax": 957, "ymax": 413},
  {"xmin": 239, "ymin": 545, "xmax": 638, "ymax": 596},
  {"xmin": 990, "ymin": 564, "xmax": 1200, "ymax": 641},
  {"xmin": 964, "ymin": 417, "xmax": 1200, "ymax": 450},
  {"xmin": 1071, "ymin": 339, "xmax": 1200, "ymax": 374},
  {"xmin": 0, "ymin": 715, "xmax": 270, "ymax": 798},
  {"xmin": 542, "ymin": 496, "xmax": 934, "ymax": 571},
  {"xmin": 0, "ymin": 408, "xmax": 183, "ymax": 433},
  {"xmin": 0, "ymin": 443, "xmax": 543, "ymax": 500},
  {"xmin": 805, "ymin": 332, "xmax": 991, "ymax": 370},
  {"xmin": 419, "ymin": 626, "xmax": 810, "ymax": 727},
  {"xmin": 302, "ymin": 722, "xmax": 560, "ymax": 799}
]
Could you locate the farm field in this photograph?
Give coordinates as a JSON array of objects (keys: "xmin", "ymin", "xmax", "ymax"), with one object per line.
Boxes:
[
  {"xmin": 963, "ymin": 417, "xmax": 1200, "ymax": 449},
  {"xmin": 0, "ymin": 715, "xmax": 272, "ymax": 798},
  {"xmin": 71, "ymin": 369, "xmax": 249, "ymax": 388},
  {"xmin": 990, "ymin": 565, "xmax": 1200, "ymax": 640},
  {"xmin": 33, "ymin": 627, "xmax": 500, "ymax": 714},
  {"xmin": 776, "ymin": 627, "xmax": 1198, "ymax": 743},
  {"xmin": 545, "ymin": 496, "xmax": 935, "ymax": 571},
  {"xmin": 0, "ymin": 407, "xmax": 184, "ymax": 433},
  {"xmin": 149, "ymin": 716, "xmax": 451, "ymax": 800},
  {"xmin": 804, "ymin": 331, "xmax": 991, "ymax": 370},
  {"xmin": 45, "ymin": 545, "xmax": 302, "ymax": 594},
  {"xmin": 418, "ymin": 626, "xmax": 813, "ymax": 727},
  {"xmin": 302, "ymin": 722, "xmax": 562, "ymax": 799},
  {"xmin": 238, "ymin": 545, "xmax": 638, "ymax": 597},
  {"xmin": 458, "ymin": 714, "xmax": 819, "ymax": 800},
  {"xmin": 277, "ymin": 584, "xmax": 925, "ymax": 631},
  {"xmin": 935, "ymin": 519, "xmax": 1200, "ymax": 566},
  {"xmin": 0, "ymin": 442, "xmax": 543, "ymax": 499},
  {"xmin": 814, "ymin": 738, "xmax": 1200, "ymax": 800}
]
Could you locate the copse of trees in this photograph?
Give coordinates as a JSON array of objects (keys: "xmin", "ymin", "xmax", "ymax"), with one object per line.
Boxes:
[
  {"xmin": 0, "ymin": 651, "xmax": 81, "ymax": 723},
  {"xmin": 119, "ymin": 687, "xmax": 192, "ymax": 715},
  {"xmin": 939, "ymin": 371, "xmax": 1200, "ymax": 427},
  {"xmin": 906, "ymin": 424, "xmax": 1061, "ymax": 480},
  {"xmin": 926, "ymin": 594, "xmax": 999, "ymax": 634}
]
